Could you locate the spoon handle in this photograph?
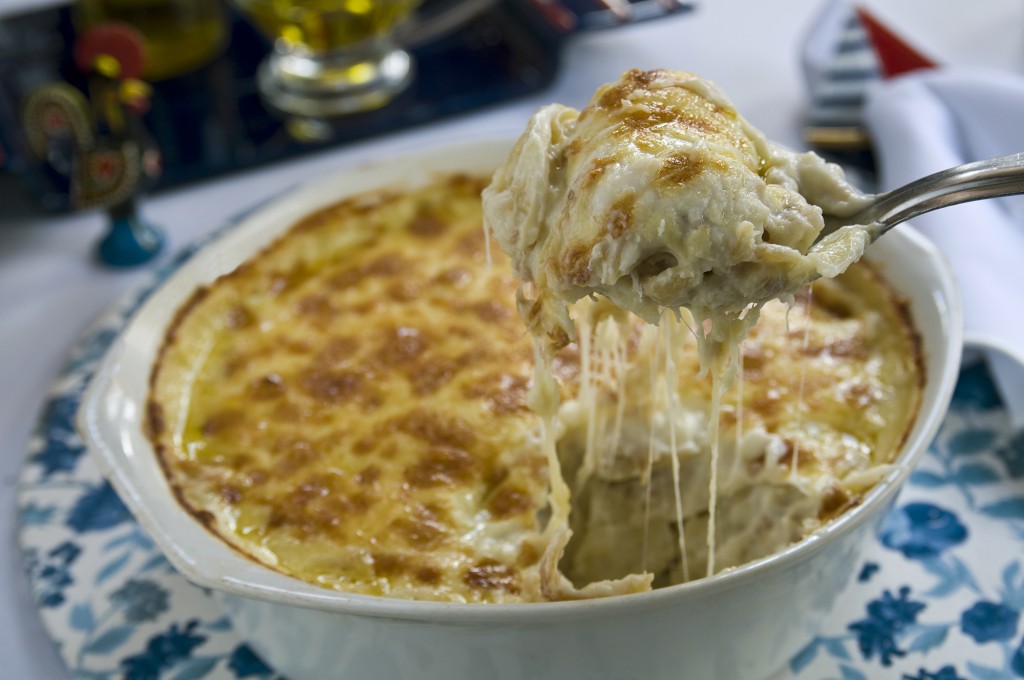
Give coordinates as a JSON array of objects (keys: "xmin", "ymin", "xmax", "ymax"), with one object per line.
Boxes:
[{"xmin": 865, "ymin": 152, "xmax": 1024, "ymax": 237}]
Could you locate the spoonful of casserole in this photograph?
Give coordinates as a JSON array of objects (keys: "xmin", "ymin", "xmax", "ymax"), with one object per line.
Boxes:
[
  {"xmin": 482, "ymin": 69, "xmax": 874, "ymax": 365},
  {"xmin": 482, "ymin": 69, "xmax": 1024, "ymax": 370}
]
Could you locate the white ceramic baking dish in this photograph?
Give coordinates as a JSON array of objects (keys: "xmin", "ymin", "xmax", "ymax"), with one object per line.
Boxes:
[{"xmin": 77, "ymin": 139, "xmax": 963, "ymax": 680}]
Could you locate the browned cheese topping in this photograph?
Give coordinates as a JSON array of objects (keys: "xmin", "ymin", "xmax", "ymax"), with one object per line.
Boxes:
[
  {"xmin": 148, "ymin": 175, "xmax": 560, "ymax": 602},
  {"xmin": 147, "ymin": 172, "xmax": 922, "ymax": 602}
]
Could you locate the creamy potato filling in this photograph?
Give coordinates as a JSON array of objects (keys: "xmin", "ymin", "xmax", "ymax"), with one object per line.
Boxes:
[
  {"xmin": 555, "ymin": 276, "xmax": 919, "ymax": 587},
  {"xmin": 147, "ymin": 167, "xmax": 920, "ymax": 603}
]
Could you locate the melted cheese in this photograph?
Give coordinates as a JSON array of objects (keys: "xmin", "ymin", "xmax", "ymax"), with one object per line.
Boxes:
[
  {"xmin": 482, "ymin": 69, "xmax": 876, "ymax": 369},
  {"xmin": 148, "ymin": 171, "xmax": 922, "ymax": 604},
  {"xmin": 482, "ymin": 69, "xmax": 917, "ymax": 587},
  {"xmin": 559, "ymin": 273, "xmax": 921, "ymax": 587}
]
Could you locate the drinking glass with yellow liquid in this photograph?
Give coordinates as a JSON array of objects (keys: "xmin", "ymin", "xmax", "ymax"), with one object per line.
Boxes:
[{"xmin": 232, "ymin": 0, "xmax": 422, "ymax": 116}]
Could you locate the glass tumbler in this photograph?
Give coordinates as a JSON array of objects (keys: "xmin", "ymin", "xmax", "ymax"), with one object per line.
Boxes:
[{"xmin": 232, "ymin": 0, "xmax": 422, "ymax": 117}]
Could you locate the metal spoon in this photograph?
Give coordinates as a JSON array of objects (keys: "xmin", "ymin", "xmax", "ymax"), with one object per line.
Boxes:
[{"xmin": 817, "ymin": 152, "xmax": 1024, "ymax": 244}]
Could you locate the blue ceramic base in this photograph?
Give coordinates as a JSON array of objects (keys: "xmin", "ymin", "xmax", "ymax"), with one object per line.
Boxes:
[{"xmin": 96, "ymin": 214, "xmax": 164, "ymax": 268}]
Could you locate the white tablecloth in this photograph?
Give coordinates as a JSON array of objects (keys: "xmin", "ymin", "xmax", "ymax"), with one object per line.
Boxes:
[{"xmin": 2, "ymin": 1, "xmax": 1021, "ymax": 677}]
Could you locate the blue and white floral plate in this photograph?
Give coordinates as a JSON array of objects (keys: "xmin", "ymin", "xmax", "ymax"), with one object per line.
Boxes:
[
  {"xmin": 787, "ymin": 342, "xmax": 1024, "ymax": 680},
  {"xmin": 17, "ymin": 245, "xmax": 1024, "ymax": 680},
  {"xmin": 17, "ymin": 244, "xmax": 283, "ymax": 680}
]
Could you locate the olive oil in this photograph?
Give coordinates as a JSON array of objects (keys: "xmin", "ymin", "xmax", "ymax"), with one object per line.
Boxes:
[{"xmin": 233, "ymin": 0, "xmax": 419, "ymax": 53}]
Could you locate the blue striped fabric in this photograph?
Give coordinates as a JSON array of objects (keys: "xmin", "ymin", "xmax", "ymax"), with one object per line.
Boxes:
[{"xmin": 806, "ymin": 13, "xmax": 881, "ymax": 133}]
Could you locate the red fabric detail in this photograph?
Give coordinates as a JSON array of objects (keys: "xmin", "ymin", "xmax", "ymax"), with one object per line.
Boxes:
[{"xmin": 856, "ymin": 6, "xmax": 939, "ymax": 78}]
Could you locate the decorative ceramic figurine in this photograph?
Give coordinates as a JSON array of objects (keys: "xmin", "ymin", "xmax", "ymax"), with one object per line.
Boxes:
[{"xmin": 22, "ymin": 22, "xmax": 163, "ymax": 267}]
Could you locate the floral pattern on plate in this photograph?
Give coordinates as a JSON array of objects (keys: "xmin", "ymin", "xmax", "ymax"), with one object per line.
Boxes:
[
  {"xmin": 16, "ymin": 245, "xmax": 1024, "ymax": 679},
  {"xmin": 17, "ymin": 242, "xmax": 284, "ymax": 680},
  {"xmin": 790, "ymin": 353, "xmax": 1024, "ymax": 680}
]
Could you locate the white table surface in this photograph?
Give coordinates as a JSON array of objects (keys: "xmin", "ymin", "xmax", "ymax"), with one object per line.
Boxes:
[{"xmin": 2, "ymin": 1, "xmax": 1022, "ymax": 677}]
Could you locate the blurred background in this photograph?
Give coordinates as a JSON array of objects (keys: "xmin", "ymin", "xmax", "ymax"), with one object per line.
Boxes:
[
  {"xmin": 4, "ymin": 2, "xmax": 1024, "ymax": 679},
  {"xmin": 2, "ymin": 0, "xmax": 1021, "ymax": 221},
  {"xmin": 0, "ymin": 0, "xmax": 697, "ymax": 215}
]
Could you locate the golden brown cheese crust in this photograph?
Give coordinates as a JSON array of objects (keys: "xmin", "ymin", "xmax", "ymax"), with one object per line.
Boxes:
[
  {"xmin": 148, "ymin": 175, "xmax": 553, "ymax": 603},
  {"xmin": 147, "ymin": 172, "xmax": 922, "ymax": 602}
]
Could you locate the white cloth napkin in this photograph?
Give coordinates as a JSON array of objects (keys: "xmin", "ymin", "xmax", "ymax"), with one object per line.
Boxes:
[{"xmin": 863, "ymin": 68, "xmax": 1024, "ymax": 424}]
